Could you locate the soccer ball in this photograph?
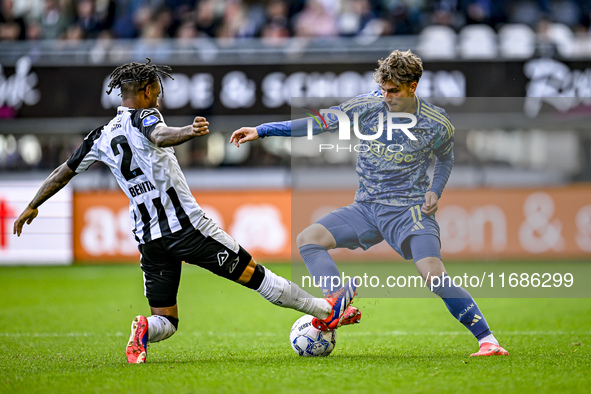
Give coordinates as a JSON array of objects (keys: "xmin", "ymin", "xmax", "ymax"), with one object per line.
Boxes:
[{"xmin": 289, "ymin": 315, "xmax": 337, "ymax": 357}]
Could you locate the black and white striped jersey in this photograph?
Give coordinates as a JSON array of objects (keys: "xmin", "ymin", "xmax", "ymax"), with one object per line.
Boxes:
[{"xmin": 67, "ymin": 106, "xmax": 235, "ymax": 248}]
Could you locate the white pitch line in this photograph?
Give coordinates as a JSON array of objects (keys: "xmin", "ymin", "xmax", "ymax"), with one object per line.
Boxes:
[
  {"xmin": 1, "ymin": 330, "xmax": 589, "ymax": 338},
  {"xmin": 0, "ymin": 332, "xmax": 127, "ymax": 338}
]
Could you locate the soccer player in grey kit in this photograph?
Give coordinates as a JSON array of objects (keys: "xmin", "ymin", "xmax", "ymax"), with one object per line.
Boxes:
[{"xmin": 231, "ymin": 50, "xmax": 509, "ymax": 356}]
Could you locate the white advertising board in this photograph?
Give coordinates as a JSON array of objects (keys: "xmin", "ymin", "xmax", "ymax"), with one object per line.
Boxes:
[{"xmin": 0, "ymin": 181, "xmax": 72, "ymax": 265}]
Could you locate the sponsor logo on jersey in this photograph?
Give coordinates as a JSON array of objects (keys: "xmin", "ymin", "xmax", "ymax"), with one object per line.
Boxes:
[
  {"xmin": 217, "ymin": 250, "xmax": 229, "ymax": 266},
  {"xmin": 368, "ymin": 140, "xmax": 415, "ymax": 163},
  {"xmin": 143, "ymin": 115, "xmax": 159, "ymax": 127}
]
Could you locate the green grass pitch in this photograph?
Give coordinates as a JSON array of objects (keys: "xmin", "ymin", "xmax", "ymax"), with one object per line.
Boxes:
[{"xmin": 1, "ymin": 263, "xmax": 590, "ymax": 393}]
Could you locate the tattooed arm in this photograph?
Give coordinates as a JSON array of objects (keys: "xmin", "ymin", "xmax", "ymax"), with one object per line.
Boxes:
[{"xmin": 13, "ymin": 162, "xmax": 77, "ymax": 236}]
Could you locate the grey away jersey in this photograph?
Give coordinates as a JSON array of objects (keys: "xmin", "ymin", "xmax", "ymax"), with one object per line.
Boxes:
[{"xmin": 67, "ymin": 106, "xmax": 230, "ymax": 247}]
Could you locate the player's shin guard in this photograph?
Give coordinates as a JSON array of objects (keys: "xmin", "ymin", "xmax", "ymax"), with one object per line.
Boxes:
[
  {"xmin": 255, "ymin": 266, "xmax": 331, "ymax": 319},
  {"xmin": 299, "ymin": 244, "xmax": 341, "ymax": 296},
  {"xmin": 147, "ymin": 315, "xmax": 178, "ymax": 343},
  {"xmin": 430, "ymin": 274, "xmax": 492, "ymax": 341}
]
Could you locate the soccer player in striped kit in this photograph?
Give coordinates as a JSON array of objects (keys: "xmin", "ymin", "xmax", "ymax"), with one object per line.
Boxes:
[
  {"xmin": 231, "ymin": 50, "xmax": 508, "ymax": 357},
  {"xmin": 13, "ymin": 59, "xmax": 360, "ymax": 364}
]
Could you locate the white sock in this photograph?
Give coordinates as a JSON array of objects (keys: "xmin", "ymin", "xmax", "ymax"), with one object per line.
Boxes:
[
  {"xmin": 147, "ymin": 315, "xmax": 177, "ymax": 343},
  {"xmin": 256, "ymin": 267, "xmax": 331, "ymax": 319},
  {"xmin": 478, "ymin": 333, "xmax": 499, "ymax": 346}
]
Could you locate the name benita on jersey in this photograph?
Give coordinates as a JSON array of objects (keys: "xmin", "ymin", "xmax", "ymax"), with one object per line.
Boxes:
[
  {"xmin": 66, "ymin": 107, "xmax": 206, "ymax": 244},
  {"xmin": 129, "ymin": 180, "xmax": 156, "ymax": 197}
]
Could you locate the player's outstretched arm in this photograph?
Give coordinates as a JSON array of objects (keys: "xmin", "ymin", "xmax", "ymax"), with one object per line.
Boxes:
[
  {"xmin": 150, "ymin": 116, "xmax": 209, "ymax": 147},
  {"xmin": 13, "ymin": 162, "xmax": 77, "ymax": 236},
  {"xmin": 231, "ymin": 118, "xmax": 330, "ymax": 148},
  {"xmin": 230, "ymin": 127, "xmax": 259, "ymax": 147}
]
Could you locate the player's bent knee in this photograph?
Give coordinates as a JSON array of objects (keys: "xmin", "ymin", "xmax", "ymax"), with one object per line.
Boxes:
[
  {"xmin": 414, "ymin": 256, "xmax": 446, "ymax": 287},
  {"xmin": 296, "ymin": 224, "xmax": 335, "ymax": 249},
  {"xmin": 296, "ymin": 226, "xmax": 320, "ymax": 247}
]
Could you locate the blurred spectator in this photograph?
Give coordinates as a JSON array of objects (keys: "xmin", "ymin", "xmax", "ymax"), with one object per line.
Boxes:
[
  {"xmin": 0, "ymin": 0, "xmax": 27, "ymax": 40},
  {"xmin": 64, "ymin": 21, "xmax": 84, "ymax": 40},
  {"xmin": 131, "ymin": 5, "xmax": 172, "ymax": 61},
  {"xmin": 293, "ymin": 0, "xmax": 338, "ymax": 37},
  {"xmin": 216, "ymin": 0, "xmax": 248, "ymax": 38},
  {"xmin": 41, "ymin": 0, "xmax": 72, "ymax": 39},
  {"xmin": 176, "ymin": 19, "xmax": 196, "ymax": 39},
  {"xmin": 133, "ymin": 5, "xmax": 154, "ymax": 36},
  {"xmin": 13, "ymin": 0, "xmax": 45, "ymax": 23},
  {"xmin": 74, "ymin": 0, "xmax": 114, "ymax": 38},
  {"xmin": 165, "ymin": 0, "xmax": 194, "ymax": 20},
  {"xmin": 111, "ymin": 0, "xmax": 143, "ymax": 38},
  {"xmin": 550, "ymin": 0, "xmax": 581, "ymax": 26},
  {"xmin": 164, "ymin": 0, "xmax": 194, "ymax": 37},
  {"xmin": 96, "ymin": 0, "xmax": 116, "ymax": 26},
  {"xmin": 260, "ymin": 18, "xmax": 290, "ymax": 45},
  {"xmin": 216, "ymin": 0, "xmax": 264, "ymax": 39},
  {"xmin": 26, "ymin": 20, "xmax": 43, "ymax": 39},
  {"xmin": 507, "ymin": 0, "xmax": 549, "ymax": 27},
  {"xmin": 383, "ymin": 1, "xmax": 416, "ymax": 35},
  {"xmin": 155, "ymin": 6, "xmax": 175, "ymax": 37},
  {"xmin": 263, "ymin": 0, "xmax": 291, "ymax": 31},
  {"xmin": 139, "ymin": 20, "xmax": 165, "ymax": 39},
  {"xmin": 3, "ymin": 0, "xmax": 591, "ymax": 42},
  {"xmin": 338, "ymin": 0, "xmax": 378, "ymax": 36},
  {"xmin": 431, "ymin": 0, "xmax": 461, "ymax": 28},
  {"xmin": 259, "ymin": 0, "xmax": 292, "ymax": 45},
  {"xmin": 195, "ymin": 0, "xmax": 221, "ymax": 37},
  {"xmin": 464, "ymin": 0, "xmax": 489, "ymax": 25}
]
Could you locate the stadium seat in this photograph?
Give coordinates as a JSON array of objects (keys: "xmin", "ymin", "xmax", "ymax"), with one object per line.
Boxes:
[
  {"xmin": 546, "ymin": 22, "xmax": 575, "ymax": 57},
  {"xmin": 458, "ymin": 24, "xmax": 497, "ymax": 59},
  {"xmin": 498, "ymin": 24, "xmax": 536, "ymax": 59},
  {"xmin": 417, "ymin": 25, "xmax": 457, "ymax": 60}
]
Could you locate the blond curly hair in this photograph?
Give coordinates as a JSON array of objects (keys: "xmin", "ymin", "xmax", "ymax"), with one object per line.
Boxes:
[{"xmin": 373, "ymin": 49, "xmax": 423, "ymax": 86}]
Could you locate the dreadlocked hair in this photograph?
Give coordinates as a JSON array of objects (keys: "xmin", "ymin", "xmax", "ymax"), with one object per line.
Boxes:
[{"xmin": 106, "ymin": 58, "xmax": 173, "ymax": 98}]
